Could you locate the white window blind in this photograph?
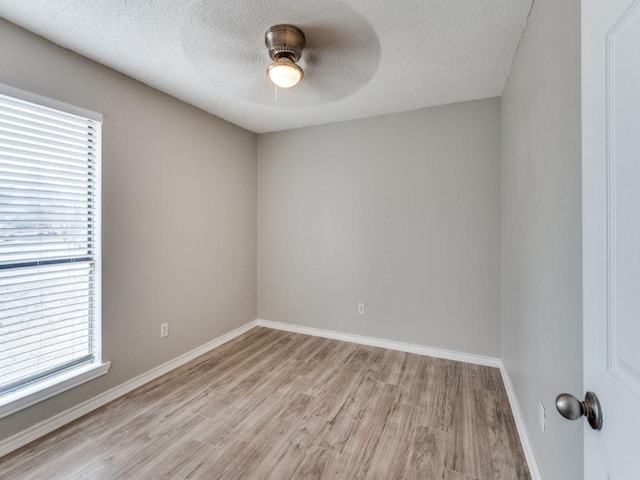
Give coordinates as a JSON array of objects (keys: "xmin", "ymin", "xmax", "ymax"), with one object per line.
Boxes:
[{"xmin": 0, "ymin": 91, "xmax": 101, "ymax": 396}]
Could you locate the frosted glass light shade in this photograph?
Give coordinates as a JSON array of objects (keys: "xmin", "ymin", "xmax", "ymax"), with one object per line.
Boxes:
[{"xmin": 267, "ymin": 58, "xmax": 303, "ymax": 88}]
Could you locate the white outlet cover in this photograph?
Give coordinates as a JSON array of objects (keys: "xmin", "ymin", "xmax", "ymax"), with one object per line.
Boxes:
[{"xmin": 539, "ymin": 401, "xmax": 546, "ymax": 433}]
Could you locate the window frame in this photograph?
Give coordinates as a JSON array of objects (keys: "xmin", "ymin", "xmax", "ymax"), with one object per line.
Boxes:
[{"xmin": 0, "ymin": 84, "xmax": 110, "ymax": 419}]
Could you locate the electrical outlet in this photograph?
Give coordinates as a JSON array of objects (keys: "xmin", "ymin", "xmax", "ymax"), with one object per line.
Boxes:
[
  {"xmin": 160, "ymin": 323, "xmax": 169, "ymax": 338},
  {"xmin": 539, "ymin": 401, "xmax": 546, "ymax": 433},
  {"xmin": 358, "ymin": 303, "xmax": 365, "ymax": 315}
]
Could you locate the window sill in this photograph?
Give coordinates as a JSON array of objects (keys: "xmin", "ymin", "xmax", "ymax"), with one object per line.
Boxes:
[{"xmin": 0, "ymin": 362, "xmax": 111, "ymax": 420}]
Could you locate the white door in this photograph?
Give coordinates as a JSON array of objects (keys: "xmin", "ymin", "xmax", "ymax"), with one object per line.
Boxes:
[{"xmin": 582, "ymin": 0, "xmax": 640, "ymax": 477}]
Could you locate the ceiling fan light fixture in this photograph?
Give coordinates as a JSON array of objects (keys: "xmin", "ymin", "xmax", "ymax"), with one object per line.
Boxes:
[
  {"xmin": 265, "ymin": 24, "xmax": 306, "ymax": 88},
  {"xmin": 267, "ymin": 57, "xmax": 304, "ymax": 88}
]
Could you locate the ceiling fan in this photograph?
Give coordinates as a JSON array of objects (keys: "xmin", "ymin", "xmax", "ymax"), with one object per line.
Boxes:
[
  {"xmin": 265, "ymin": 24, "xmax": 306, "ymax": 89},
  {"xmin": 181, "ymin": 0, "xmax": 381, "ymax": 106}
]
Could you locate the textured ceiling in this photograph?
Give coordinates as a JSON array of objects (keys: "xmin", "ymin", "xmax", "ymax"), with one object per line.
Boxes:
[{"xmin": 0, "ymin": 0, "xmax": 532, "ymax": 133}]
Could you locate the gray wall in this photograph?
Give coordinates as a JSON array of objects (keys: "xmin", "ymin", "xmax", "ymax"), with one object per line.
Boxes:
[
  {"xmin": 258, "ymin": 99, "xmax": 501, "ymax": 357},
  {"xmin": 0, "ymin": 19, "xmax": 257, "ymax": 440},
  {"xmin": 501, "ymin": 0, "xmax": 583, "ymax": 477}
]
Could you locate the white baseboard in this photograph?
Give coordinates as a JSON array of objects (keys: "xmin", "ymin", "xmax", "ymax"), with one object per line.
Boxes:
[
  {"xmin": 255, "ymin": 319, "xmax": 501, "ymax": 367},
  {"xmin": 498, "ymin": 363, "xmax": 543, "ymax": 480},
  {"xmin": 0, "ymin": 320, "xmax": 258, "ymax": 458}
]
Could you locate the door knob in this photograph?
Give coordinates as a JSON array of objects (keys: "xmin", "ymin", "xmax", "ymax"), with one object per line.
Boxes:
[{"xmin": 555, "ymin": 391, "xmax": 603, "ymax": 430}]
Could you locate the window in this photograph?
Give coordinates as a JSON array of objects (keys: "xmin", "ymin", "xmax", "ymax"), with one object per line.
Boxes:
[{"xmin": 0, "ymin": 87, "xmax": 108, "ymax": 417}]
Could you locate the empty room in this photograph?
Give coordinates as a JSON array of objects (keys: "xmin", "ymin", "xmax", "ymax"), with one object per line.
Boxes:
[{"xmin": 0, "ymin": 0, "xmax": 639, "ymax": 479}]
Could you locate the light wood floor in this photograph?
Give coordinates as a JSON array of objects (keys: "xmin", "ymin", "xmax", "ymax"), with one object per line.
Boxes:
[{"xmin": 0, "ymin": 327, "xmax": 531, "ymax": 479}]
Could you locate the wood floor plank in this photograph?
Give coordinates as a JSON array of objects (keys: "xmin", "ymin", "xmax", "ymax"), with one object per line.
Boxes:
[
  {"xmin": 332, "ymin": 382, "xmax": 400, "ymax": 478},
  {"xmin": 108, "ymin": 439, "xmax": 217, "ymax": 480},
  {"xmin": 302, "ymin": 341, "xmax": 359, "ymax": 397},
  {"xmin": 417, "ymin": 357, "xmax": 458, "ymax": 431},
  {"xmin": 443, "ymin": 468, "xmax": 480, "ymax": 480},
  {"xmin": 315, "ymin": 376, "xmax": 377, "ymax": 453},
  {"xmin": 259, "ymin": 440, "xmax": 307, "ymax": 480},
  {"xmin": 247, "ymin": 392, "xmax": 330, "ymax": 477},
  {"xmin": 289, "ymin": 335, "xmax": 333, "ymax": 362},
  {"xmin": 444, "ymin": 364, "xmax": 494, "ymax": 479},
  {"xmin": 215, "ymin": 395, "xmax": 319, "ymax": 479},
  {"xmin": 360, "ymin": 345, "xmax": 387, "ymax": 380},
  {"xmin": 0, "ymin": 429, "xmax": 91, "ymax": 480},
  {"xmin": 491, "ymin": 369, "xmax": 532, "ymax": 480},
  {"xmin": 483, "ymin": 387, "xmax": 518, "ymax": 477},
  {"xmin": 205, "ymin": 331, "xmax": 298, "ymax": 392},
  {"xmin": 182, "ymin": 329, "xmax": 280, "ymax": 381},
  {"xmin": 376, "ymin": 349, "xmax": 407, "ymax": 385},
  {"xmin": 292, "ymin": 446, "xmax": 339, "ymax": 480},
  {"xmin": 196, "ymin": 375, "xmax": 298, "ymax": 447},
  {"xmin": 402, "ymin": 425, "xmax": 448, "ymax": 480},
  {"xmin": 367, "ymin": 402, "xmax": 419, "ymax": 479},
  {"xmin": 0, "ymin": 328, "xmax": 531, "ymax": 480},
  {"xmin": 85, "ymin": 412, "xmax": 215, "ymax": 479}
]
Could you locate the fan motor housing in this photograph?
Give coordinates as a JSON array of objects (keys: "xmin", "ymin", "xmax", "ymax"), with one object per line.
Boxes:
[{"xmin": 265, "ymin": 24, "xmax": 305, "ymax": 62}]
